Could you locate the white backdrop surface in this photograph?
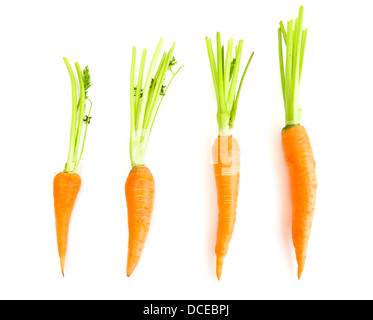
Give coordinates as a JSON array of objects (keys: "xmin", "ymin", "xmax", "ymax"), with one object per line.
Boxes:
[{"xmin": 0, "ymin": 0, "xmax": 372, "ymax": 300}]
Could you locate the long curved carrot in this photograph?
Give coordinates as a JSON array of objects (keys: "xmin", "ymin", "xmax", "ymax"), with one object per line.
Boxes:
[
  {"xmin": 282, "ymin": 125, "xmax": 317, "ymax": 278},
  {"xmin": 206, "ymin": 32, "xmax": 254, "ymax": 279},
  {"xmin": 53, "ymin": 58, "xmax": 92, "ymax": 276},
  {"xmin": 278, "ymin": 6, "xmax": 317, "ymax": 279},
  {"xmin": 126, "ymin": 39, "xmax": 182, "ymax": 276}
]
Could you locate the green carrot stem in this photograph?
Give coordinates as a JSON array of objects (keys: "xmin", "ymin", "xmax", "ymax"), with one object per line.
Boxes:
[
  {"xmin": 278, "ymin": 28, "xmax": 286, "ymax": 102},
  {"xmin": 130, "ymin": 47, "xmax": 136, "ymax": 136},
  {"xmin": 230, "ymin": 52, "xmax": 254, "ymax": 128},
  {"xmin": 205, "ymin": 32, "xmax": 254, "ymax": 134},
  {"xmin": 63, "ymin": 58, "xmax": 78, "ymax": 173},
  {"xmin": 62, "ymin": 57, "xmax": 92, "ymax": 173},
  {"xmin": 144, "ymin": 64, "xmax": 183, "ymax": 153},
  {"xmin": 76, "ymin": 100, "xmax": 93, "ymax": 168},
  {"xmin": 216, "ymin": 32, "xmax": 228, "ymax": 129},
  {"xmin": 278, "ymin": 6, "xmax": 307, "ymax": 126},
  {"xmin": 136, "ymin": 39, "xmax": 164, "ymax": 134},
  {"xmin": 73, "ymin": 62, "xmax": 86, "ymax": 163},
  {"xmin": 144, "ymin": 52, "xmax": 169, "ymax": 127},
  {"xmin": 226, "ymin": 40, "xmax": 243, "ymax": 113},
  {"xmin": 129, "ymin": 39, "xmax": 181, "ymax": 168},
  {"xmin": 224, "ymin": 39, "xmax": 234, "ymax": 100}
]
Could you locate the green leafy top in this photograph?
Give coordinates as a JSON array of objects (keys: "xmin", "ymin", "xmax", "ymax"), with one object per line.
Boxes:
[
  {"xmin": 205, "ymin": 32, "xmax": 254, "ymax": 135},
  {"xmin": 83, "ymin": 66, "xmax": 92, "ymax": 99},
  {"xmin": 278, "ymin": 6, "xmax": 308, "ymax": 127},
  {"xmin": 63, "ymin": 58, "xmax": 93, "ymax": 173},
  {"xmin": 129, "ymin": 39, "xmax": 182, "ymax": 168}
]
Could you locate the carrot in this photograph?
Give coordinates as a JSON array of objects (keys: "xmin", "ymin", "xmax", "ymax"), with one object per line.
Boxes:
[
  {"xmin": 53, "ymin": 58, "xmax": 92, "ymax": 276},
  {"xmin": 206, "ymin": 32, "xmax": 254, "ymax": 280},
  {"xmin": 282, "ymin": 125, "xmax": 317, "ymax": 278},
  {"xmin": 278, "ymin": 6, "xmax": 317, "ymax": 279},
  {"xmin": 53, "ymin": 172, "xmax": 81, "ymax": 276},
  {"xmin": 125, "ymin": 166, "xmax": 155, "ymax": 276},
  {"xmin": 212, "ymin": 135, "xmax": 240, "ymax": 280},
  {"xmin": 126, "ymin": 39, "xmax": 182, "ymax": 276}
]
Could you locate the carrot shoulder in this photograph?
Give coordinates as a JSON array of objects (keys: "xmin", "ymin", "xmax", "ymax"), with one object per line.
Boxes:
[
  {"xmin": 278, "ymin": 6, "xmax": 317, "ymax": 278},
  {"xmin": 126, "ymin": 39, "xmax": 182, "ymax": 276},
  {"xmin": 206, "ymin": 32, "xmax": 254, "ymax": 279},
  {"xmin": 53, "ymin": 58, "xmax": 92, "ymax": 276}
]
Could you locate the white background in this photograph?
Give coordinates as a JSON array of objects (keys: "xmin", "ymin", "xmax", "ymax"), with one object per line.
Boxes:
[{"xmin": 0, "ymin": 0, "xmax": 372, "ymax": 300}]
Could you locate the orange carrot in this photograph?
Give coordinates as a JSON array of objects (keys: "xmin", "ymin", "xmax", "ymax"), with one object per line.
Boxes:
[
  {"xmin": 125, "ymin": 166, "xmax": 155, "ymax": 277},
  {"xmin": 212, "ymin": 136, "xmax": 240, "ymax": 280},
  {"xmin": 126, "ymin": 39, "xmax": 182, "ymax": 276},
  {"xmin": 53, "ymin": 172, "xmax": 81, "ymax": 276},
  {"xmin": 282, "ymin": 125, "xmax": 317, "ymax": 279},
  {"xmin": 206, "ymin": 33, "xmax": 254, "ymax": 279},
  {"xmin": 278, "ymin": 6, "xmax": 317, "ymax": 278},
  {"xmin": 53, "ymin": 58, "xmax": 92, "ymax": 276}
]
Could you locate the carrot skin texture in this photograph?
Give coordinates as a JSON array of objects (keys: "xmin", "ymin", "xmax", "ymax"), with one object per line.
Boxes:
[
  {"xmin": 212, "ymin": 135, "xmax": 240, "ymax": 280},
  {"xmin": 282, "ymin": 125, "xmax": 317, "ymax": 279},
  {"xmin": 125, "ymin": 166, "xmax": 155, "ymax": 277},
  {"xmin": 53, "ymin": 172, "xmax": 81, "ymax": 276}
]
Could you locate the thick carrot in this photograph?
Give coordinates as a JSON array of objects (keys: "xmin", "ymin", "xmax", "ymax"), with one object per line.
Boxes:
[
  {"xmin": 282, "ymin": 125, "xmax": 317, "ymax": 279},
  {"xmin": 206, "ymin": 33, "xmax": 254, "ymax": 279},
  {"xmin": 212, "ymin": 135, "xmax": 240, "ymax": 280},
  {"xmin": 126, "ymin": 39, "xmax": 182, "ymax": 276},
  {"xmin": 53, "ymin": 172, "xmax": 81, "ymax": 276},
  {"xmin": 278, "ymin": 6, "xmax": 317, "ymax": 278},
  {"xmin": 125, "ymin": 166, "xmax": 155, "ymax": 277},
  {"xmin": 53, "ymin": 58, "xmax": 92, "ymax": 276}
]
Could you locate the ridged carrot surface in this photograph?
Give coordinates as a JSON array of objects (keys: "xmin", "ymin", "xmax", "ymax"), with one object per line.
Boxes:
[
  {"xmin": 212, "ymin": 135, "xmax": 240, "ymax": 280},
  {"xmin": 125, "ymin": 166, "xmax": 155, "ymax": 277},
  {"xmin": 282, "ymin": 125, "xmax": 317, "ymax": 279},
  {"xmin": 53, "ymin": 172, "xmax": 81, "ymax": 276}
]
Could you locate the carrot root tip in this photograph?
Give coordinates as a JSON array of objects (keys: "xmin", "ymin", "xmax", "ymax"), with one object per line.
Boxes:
[
  {"xmin": 297, "ymin": 266, "xmax": 304, "ymax": 280},
  {"xmin": 60, "ymin": 257, "xmax": 65, "ymax": 277},
  {"xmin": 216, "ymin": 255, "xmax": 225, "ymax": 280}
]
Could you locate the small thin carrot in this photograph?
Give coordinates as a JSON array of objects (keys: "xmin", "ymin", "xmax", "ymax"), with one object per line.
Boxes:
[
  {"xmin": 53, "ymin": 172, "xmax": 81, "ymax": 276},
  {"xmin": 278, "ymin": 6, "xmax": 317, "ymax": 279},
  {"xmin": 282, "ymin": 125, "xmax": 317, "ymax": 278},
  {"xmin": 53, "ymin": 58, "xmax": 92, "ymax": 276},
  {"xmin": 212, "ymin": 135, "xmax": 240, "ymax": 280},
  {"xmin": 206, "ymin": 32, "xmax": 254, "ymax": 280},
  {"xmin": 125, "ymin": 166, "xmax": 155, "ymax": 276},
  {"xmin": 126, "ymin": 39, "xmax": 182, "ymax": 276}
]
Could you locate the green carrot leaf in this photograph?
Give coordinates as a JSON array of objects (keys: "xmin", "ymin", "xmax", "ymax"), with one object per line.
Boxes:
[
  {"xmin": 278, "ymin": 5, "xmax": 307, "ymax": 127},
  {"xmin": 205, "ymin": 32, "xmax": 254, "ymax": 134},
  {"xmin": 129, "ymin": 40, "xmax": 181, "ymax": 168},
  {"xmin": 230, "ymin": 52, "xmax": 254, "ymax": 128},
  {"xmin": 63, "ymin": 58, "xmax": 93, "ymax": 173}
]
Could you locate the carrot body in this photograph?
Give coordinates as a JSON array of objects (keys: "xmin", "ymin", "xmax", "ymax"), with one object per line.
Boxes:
[
  {"xmin": 53, "ymin": 172, "xmax": 81, "ymax": 276},
  {"xmin": 125, "ymin": 165, "xmax": 155, "ymax": 276},
  {"xmin": 212, "ymin": 135, "xmax": 240, "ymax": 280},
  {"xmin": 282, "ymin": 125, "xmax": 317, "ymax": 279}
]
